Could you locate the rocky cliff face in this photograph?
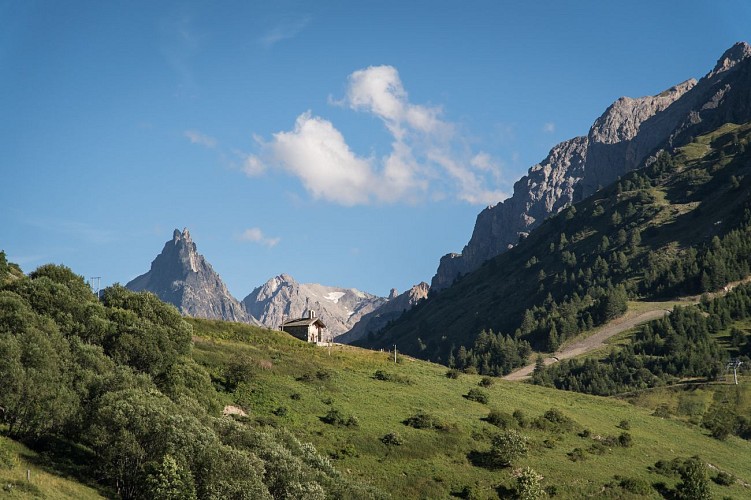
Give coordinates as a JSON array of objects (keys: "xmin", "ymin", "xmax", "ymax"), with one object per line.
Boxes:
[
  {"xmin": 242, "ymin": 274, "xmax": 387, "ymax": 337},
  {"xmin": 126, "ymin": 229, "xmax": 252, "ymax": 323},
  {"xmin": 337, "ymin": 282, "xmax": 430, "ymax": 344},
  {"xmin": 432, "ymin": 42, "xmax": 751, "ymax": 290}
]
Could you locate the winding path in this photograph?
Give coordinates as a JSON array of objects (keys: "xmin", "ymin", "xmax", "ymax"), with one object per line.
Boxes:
[{"xmin": 503, "ymin": 308, "xmax": 672, "ymax": 381}]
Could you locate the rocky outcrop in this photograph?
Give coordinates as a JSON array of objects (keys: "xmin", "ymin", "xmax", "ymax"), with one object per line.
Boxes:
[
  {"xmin": 432, "ymin": 42, "xmax": 751, "ymax": 290},
  {"xmin": 126, "ymin": 228, "xmax": 252, "ymax": 323},
  {"xmin": 337, "ymin": 282, "xmax": 430, "ymax": 344},
  {"xmin": 243, "ymin": 274, "xmax": 387, "ymax": 337}
]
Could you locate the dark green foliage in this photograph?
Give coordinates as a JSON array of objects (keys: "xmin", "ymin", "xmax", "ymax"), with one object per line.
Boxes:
[
  {"xmin": 464, "ymin": 388, "xmax": 489, "ymax": 404},
  {"xmin": 534, "ymin": 294, "xmax": 729, "ymax": 395},
  {"xmin": 567, "ymin": 447, "xmax": 586, "ymax": 462},
  {"xmin": 364, "ymin": 125, "xmax": 751, "ymax": 376},
  {"xmin": 617, "ymin": 476, "xmax": 652, "ymax": 495},
  {"xmin": 713, "ymin": 471, "xmax": 735, "ymax": 486},
  {"xmin": 445, "ymin": 368, "xmax": 461, "ymax": 379},
  {"xmin": 478, "ymin": 376, "xmax": 494, "ymax": 387},
  {"xmin": 450, "ymin": 330, "xmax": 532, "ymax": 376},
  {"xmin": 617, "ymin": 419, "xmax": 630, "ymax": 430},
  {"xmin": 0, "ymin": 438, "xmax": 15, "ymax": 470},
  {"xmin": 373, "ymin": 370, "xmax": 412, "ymax": 384},
  {"xmin": 486, "ymin": 410, "xmax": 517, "ymax": 429},
  {"xmin": 0, "ymin": 260, "xmax": 378, "ymax": 499},
  {"xmin": 675, "ymin": 457, "xmax": 711, "ymax": 500},
  {"xmin": 403, "ymin": 411, "xmax": 444, "ymax": 430},
  {"xmin": 321, "ymin": 409, "xmax": 359, "ymax": 427},
  {"xmin": 489, "ymin": 429, "xmax": 528, "ymax": 467},
  {"xmin": 380, "ymin": 432, "xmax": 403, "ymax": 446}
]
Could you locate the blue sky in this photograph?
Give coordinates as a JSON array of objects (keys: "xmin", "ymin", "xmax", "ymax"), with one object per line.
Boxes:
[{"xmin": 2, "ymin": 1, "xmax": 750, "ymax": 299}]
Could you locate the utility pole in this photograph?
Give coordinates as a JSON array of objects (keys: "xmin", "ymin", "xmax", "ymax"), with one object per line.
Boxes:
[
  {"xmin": 89, "ymin": 277, "xmax": 101, "ymax": 297},
  {"xmin": 726, "ymin": 359, "xmax": 743, "ymax": 385},
  {"xmin": 394, "ymin": 344, "xmax": 397, "ymax": 364}
]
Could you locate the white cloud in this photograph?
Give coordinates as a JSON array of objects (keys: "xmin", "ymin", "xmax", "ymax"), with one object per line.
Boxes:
[
  {"xmin": 542, "ymin": 122, "xmax": 556, "ymax": 133},
  {"xmin": 184, "ymin": 130, "xmax": 217, "ymax": 148},
  {"xmin": 247, "ymin": 65, "xmax": 507, "ymax": 206},
  {"xmin": 238, "ymin": 227, "xmax": 280, "ymax": 247},
  {"xmin": 260, "ymin": 16, "xmax": 311, "ymax": 47}
]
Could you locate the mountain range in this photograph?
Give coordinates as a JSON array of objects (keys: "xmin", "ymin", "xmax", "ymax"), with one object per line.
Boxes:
[
  {"xmin": 431, "ymin": 41, "xmax": 751, "ymax": 290},
  {"xmin": 126, "ymin": 230, "xmax": 394, "ymax": 337}
]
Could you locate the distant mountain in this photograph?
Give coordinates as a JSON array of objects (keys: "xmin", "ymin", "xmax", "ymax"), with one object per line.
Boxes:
[
  {"xmin": 126, "ymin": 228, "xmax": 252, "ymax": 323},
  {"xmin": 337, "ymin": 282, "xmax": 429, "ymax": 344},
  {"xmin": 432, "ymin": 41, "xmax": 751, "ymax": 290},
  {"xmin": 242, "ymin": 274, "xmax": 387, "ymax": 336}
]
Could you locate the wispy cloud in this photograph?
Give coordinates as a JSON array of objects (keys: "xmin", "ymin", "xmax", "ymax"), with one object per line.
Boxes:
[
  {"xmin": 247, "ymin": 65, "xmax": 508, "ymax": 206},
  {"xmin": 237, "ymin": 227, "xmax": 281, "ymax": 247},
  {"xmin": 259, "ymin": 16, "xmax": 311, "ymax": 48},
  {"xmin": 542, "ymin": 122, "xmax": 556, "ymax": 133},
  {"xmin": 184, "ymin": 130, "xmax": 217, "ymax": 148}
]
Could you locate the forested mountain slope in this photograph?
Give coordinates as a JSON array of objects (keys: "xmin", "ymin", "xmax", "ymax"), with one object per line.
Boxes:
[{"xmin": 362, "ymin": 123, "xmax": 751, "ymax": 374}]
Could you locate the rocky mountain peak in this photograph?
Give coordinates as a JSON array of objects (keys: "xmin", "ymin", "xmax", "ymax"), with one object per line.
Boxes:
[
  {"xmin": 243, "ymin": 275, "xmax": 386, "ymax": 336},
  {"xmin": 388, "ymin": 288, "xmax": 399, "ymax": 300},
  {"xmin": 337, "ymin": 281, "xmax": 430, "ymax": 344},
  {"xmin": 710, "ymin": 41, "xmax": 751, "ymax": 77},
  {"xmin": 431, "ymin": 41, "xmax": 751, "ymax": 291},
  {"xmin": 126, "ymin": 228, "xmax": 251, "ymax": 323}
]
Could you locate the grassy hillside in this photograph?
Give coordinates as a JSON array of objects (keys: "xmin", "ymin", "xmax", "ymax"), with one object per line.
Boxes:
[
  {"xmin": 0, "ymin": 435, "xmax": 103, "ymax": 499},
  {"xmin": 189, "ymin": 318, "xmax": 751, "ymax": 499},
  {"xmin": 362, "ymin": 122, "xmax": 751, "ymax": 370}
]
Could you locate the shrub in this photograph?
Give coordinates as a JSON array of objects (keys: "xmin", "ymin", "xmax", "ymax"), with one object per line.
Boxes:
[
  {"xmin": 373, "ymin": 370, "xmax": 412, "ymax": 384},
  {"xmin": 567, "ymin": 447, "xmax": 586, "ymax": 462},
  {"xmin": 446, "ymin": 369, "xmax": 461, "ymax": 379},
  {"xmin": 478, "ymin": 377, "xmax": 494, "ymax": 387},
  {"xmin": 618, "ymin": 477, "xmax": 652, "ymax": 495},
  {"xmin": 514, "ymin": 466, "xmax": 546, "ymax": 500},
  {"xmin": 290, "ymin": 393, "xmax": 301, "ymax": 400},
  {"xmin": 489, "ymin": 430, "xmax": 528, "ymax": 467},
  {"xmin": 712, "ymin": 471, "xmax": 735, "ymax": 486},
  {"xmin": 464, "ymin": 388, "xmax": 489, "ymax": 404},
  {"xmin": 381, "ymin": 432, "xmax": 404, "ymax": 446},
  {"xmin": 652, "ymin": 404, "xmax": 671, "ymax": 418},
  {"xmin": 272, "ymin": 406, "xmax": 288, "ymax": 417},
  {"xmin": 486, "ymin": 410, "xmax": 517, "ymax": 429},
  {"xmin": 321, "ymin": 409, "xmax": 358, "ymax": 427},
  {"xmin": 617, "ymin": 419, "xmax": 630, "ymax": 430},
  {"xmin": 403, "ymin": 411, "xmax": 444, "ymax": 430},
  {"xmin": 675, "ymin": 457, "xmax": 711, "ymax": 500},
  {"xmin": 617, "ymin": 432, "xmax": 633, "ymax": 448},
  {"xmin": 513, "ymin": 409, "xmax": 528, "ymax": 428}
]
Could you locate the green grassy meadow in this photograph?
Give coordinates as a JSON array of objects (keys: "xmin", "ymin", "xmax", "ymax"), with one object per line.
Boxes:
[{"xmin": 189, "ymin": 318, "xmax": 751, "ymax": 499}]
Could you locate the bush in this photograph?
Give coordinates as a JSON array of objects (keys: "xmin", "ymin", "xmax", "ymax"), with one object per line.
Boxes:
[
  {"xmin": 712, "ymin": 471, "xmax": 735, "ymax": 486},
  {"xmin": 446, "ymin": 369, "xmax": 461, "ymax": 379},
  {"xmin": 403, "ymin": 411, "xmax": 444, "ymax": 430},
  {"xmin": 567, "ymin": 447, "xmax": 586, "ymax": 462},
  {"xmin": 489, "ymin": 430, "xmax": 528, "ymax": 467},
  {"xmin": 373, "ymin": 370, "xmax": 412, "ymax": 384},
  {"xmin": 272, "ymin": 406, "xmax": 288, "ymax": 417},
  {"xmin": 675, "ymin": 457, "xmax": 711, "ymax": 500},
  {"xmin": 617, "ymin": 419, "xmax": 630, "ymax": 430},
  {"xmin": 486, "ymin": 410, "xmax": 517, "ymax": 429},
  {"xmin": 513, "ymin": 409, "xmax": 528, "ymax": 428},
  {"xmin": 617, "ymin": 432, "xmax": 633, "ymax": 448},
  {"xmin": 618, "ymin": 476, "xmax": 652, "ymax": 495},
  {"xmin": 464, "ymin": 388, "xmax": 489, "ymax": 404},
  {"xmin": 514, "ymin": 466, "xmax": 546, "ymax": 500},
  {"xmin": 381, "ymin": 432, "xmax": 404, "ymax": 446},
  {"xmin": 321, "ymin": 409, "xmax": 358, "ymax": 427},
  {"xmin": 478, "ymin": 377, "xmax": 494, "ymax": 387}
]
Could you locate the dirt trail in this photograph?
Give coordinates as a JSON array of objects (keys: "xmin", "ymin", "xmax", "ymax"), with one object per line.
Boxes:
[
  {"xmin": 502, "ymin": 276, "xmax": 751, "ymax": 382},
  {"xmin": 503, "ymin": 308, "xmax": 672, "ymax": 381}
]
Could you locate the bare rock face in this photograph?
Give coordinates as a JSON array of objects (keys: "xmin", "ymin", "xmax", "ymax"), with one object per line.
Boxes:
[
  {"xmin": 126, "ymin": 229, "xmax": 252, "ymax": 323},
  {"xmin": 338, "ymin": 282, "xmax": 430, "ymax": 344},
  {"xmin": 432, "ymin": 42, "xmax": 751, "ymax": 291},
  {"xmin": 243, "ymin": 274, "xmax": 387, "ymax": 337}
]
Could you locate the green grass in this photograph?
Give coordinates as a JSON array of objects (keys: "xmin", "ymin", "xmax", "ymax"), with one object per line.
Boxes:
[
  {"xmin": 0, "ymin": 436, "xmax": 103, "ymax": 499},
  {"xmin": 190, "ymin": 319, "xmax": 751, "ymax": 499}
]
